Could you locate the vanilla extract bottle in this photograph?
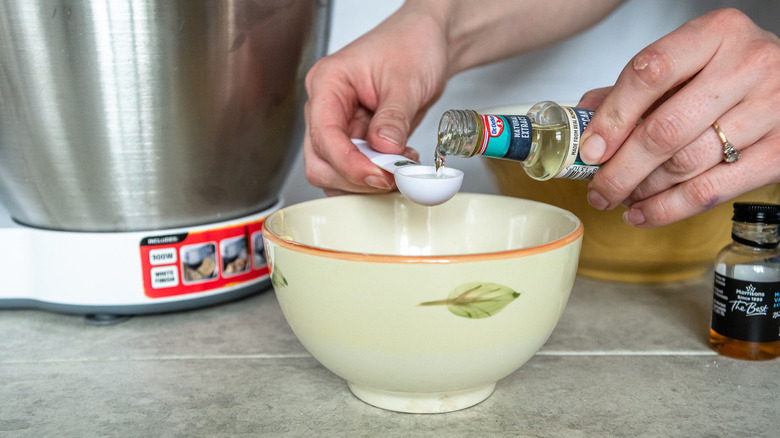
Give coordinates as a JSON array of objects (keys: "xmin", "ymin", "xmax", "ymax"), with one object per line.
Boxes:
[
  {"xmin": 435, "ymin": 101, "xmax": 599, "ymax": 180},
  {"xmin": 710, "ymin": 202, "xmax": 780, "ymax": 360}
]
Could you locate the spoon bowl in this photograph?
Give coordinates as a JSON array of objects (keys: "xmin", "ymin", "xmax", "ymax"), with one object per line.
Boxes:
[
  {"xmin": 353, "ymin": 139, "xmax": 464, "ymax": 206},
  {"xmin": 394, "ymin": 165, "xmax": 463, "ymax": 206}
]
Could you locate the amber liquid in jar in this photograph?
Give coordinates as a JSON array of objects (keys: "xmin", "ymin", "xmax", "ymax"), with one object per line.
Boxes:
[{"xmin": 709, "ymin": 329, "xmax": 780, "ymax": 360}]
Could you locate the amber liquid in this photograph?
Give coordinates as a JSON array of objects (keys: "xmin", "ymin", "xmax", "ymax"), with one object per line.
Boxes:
[{"xmin": 709, "ymin": 329, "xmax": 780, "ymax": 360}]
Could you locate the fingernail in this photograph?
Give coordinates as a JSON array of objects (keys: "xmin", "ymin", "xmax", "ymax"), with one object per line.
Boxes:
[
  {"xmin": 377, "ymin": 127, "xmax": 402, "ymax": 145},
  {"xmin": 580, "ymin": 133, "xmax": 606, "ymax": 165},
  {"xmin": 623, "ymin": 208, "xmax": 646, "ymax": 226},
  {"xmin": 365, "ymin": 174, "xmax": 392, "ymax": 190},
  {"xmin": 587, "ymin": 189, "xmax": 609, "ymax": 210}
]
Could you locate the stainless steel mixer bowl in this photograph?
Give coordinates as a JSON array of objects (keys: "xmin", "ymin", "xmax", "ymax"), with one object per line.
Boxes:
[{"xmin": 0, "ymin": 0, "xmax": 330, "ymax": 231}]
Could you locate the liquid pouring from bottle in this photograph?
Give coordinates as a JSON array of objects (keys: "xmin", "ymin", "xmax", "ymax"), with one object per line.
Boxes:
[{"xmin": 353, "ymin": 139, "xmax": 464, "ymax": 206}]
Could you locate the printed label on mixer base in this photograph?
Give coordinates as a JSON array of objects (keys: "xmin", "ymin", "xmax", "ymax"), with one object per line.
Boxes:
[{"xmin": 139, "ymin": 220, "xmax": 269, "ymax": 299}]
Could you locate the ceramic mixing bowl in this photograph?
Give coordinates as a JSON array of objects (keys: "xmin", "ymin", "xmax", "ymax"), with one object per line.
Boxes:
[
  {"xmin": 262, "ymin": 193, "xmax": 582, "ymax": 413},
  {"xmin": 483, "ymin": 104, "xmax": 780, "ymax": 282}
]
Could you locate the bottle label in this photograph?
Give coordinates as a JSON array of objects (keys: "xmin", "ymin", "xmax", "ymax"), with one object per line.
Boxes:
[
  {"xmin": 711, "ymin": 272, "xmax": 780, "ymax": 343},
  {"xmin": 554, "ymin": 106, "xmax": 599, "ymax": 179},
  {"xmin": 475, "ymin": 107, "xmax": 599, "ymax": 180},
  {"xmin": 477, "ymin": 114, "xmax": 533, "ymax": 161}
]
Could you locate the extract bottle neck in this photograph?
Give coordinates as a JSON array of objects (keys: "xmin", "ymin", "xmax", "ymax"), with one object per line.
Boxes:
[
  {"xmin": 437, "ymin": 110, "xmax": 481, "ymax": 158},
  {"xmin": 731, "ymin": 221, "xmax": 780, "ymax": 249}
]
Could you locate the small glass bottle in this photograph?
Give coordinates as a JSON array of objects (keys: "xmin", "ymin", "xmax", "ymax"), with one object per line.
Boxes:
[
  {"xmin": 435, "ymin": 101, "xmax": 599, "ymax": 180},
  {"xmin": 710, "ymin": 202, "xmax": 780, "ymax": 360}
]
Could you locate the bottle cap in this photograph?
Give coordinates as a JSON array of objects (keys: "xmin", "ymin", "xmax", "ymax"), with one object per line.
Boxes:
[{"xmin": 732, "ymin": 202, "xmax": 780, "ymax": 224}]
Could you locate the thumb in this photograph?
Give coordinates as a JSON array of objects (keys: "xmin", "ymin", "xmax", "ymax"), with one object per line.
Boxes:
[{"xmin": 366, "ymin": 99, "xmax": 416, "ymax": 154}]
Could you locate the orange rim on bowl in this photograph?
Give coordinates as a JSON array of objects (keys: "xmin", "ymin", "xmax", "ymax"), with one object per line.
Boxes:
[{"xmin": 261, "ymin": 194, "xmax": 583, "ymax": 264}]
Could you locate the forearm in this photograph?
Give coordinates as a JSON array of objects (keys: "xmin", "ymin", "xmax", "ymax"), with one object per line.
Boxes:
[{"xmin": 400, "ymin": 0, "xmax": 625, "ymax": 76}]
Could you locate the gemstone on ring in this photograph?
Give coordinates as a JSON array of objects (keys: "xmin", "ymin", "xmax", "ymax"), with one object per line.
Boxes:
[{"xmin": 722, "ymin": 141, "xmax": 740, "ymax": 163}]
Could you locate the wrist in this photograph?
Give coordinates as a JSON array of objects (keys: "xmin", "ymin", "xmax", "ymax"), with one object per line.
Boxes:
[
  {"xmin": 396, "ymin": 0, "xmax": 462, "ymax": 76},
  {"xmin": 398, "ymin": 0, "xmax": 530, "ymax": 75},
  {"xmin": 399, "ymin": 0, "xmax": 625, "ymax": 75}
]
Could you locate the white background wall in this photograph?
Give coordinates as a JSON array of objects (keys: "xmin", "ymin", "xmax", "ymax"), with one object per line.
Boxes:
[{"xmin": 280, "ymin": 0, "xmax": 780, "ymax": 206}]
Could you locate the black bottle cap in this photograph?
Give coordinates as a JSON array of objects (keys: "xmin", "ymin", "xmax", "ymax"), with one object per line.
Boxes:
[{"xmin": 732, "ymin": 202, "xmax": 780, "ymax": 224}]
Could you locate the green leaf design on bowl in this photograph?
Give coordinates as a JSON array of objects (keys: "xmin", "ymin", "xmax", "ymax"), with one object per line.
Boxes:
[
  {"xmin": 270, "ymin": 265, "xmax": 288, "ymax": 289},
  {"xmin": 419, "ymin": 282, "xmax": 521, "ymax": 319}
]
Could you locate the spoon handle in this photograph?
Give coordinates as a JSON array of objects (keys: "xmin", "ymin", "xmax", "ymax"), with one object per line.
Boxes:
[{"xmin": 352, "ymin": 139, "xmax": 418, "ymax": 173}]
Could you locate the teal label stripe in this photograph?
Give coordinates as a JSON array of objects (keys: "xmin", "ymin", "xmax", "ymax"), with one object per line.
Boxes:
[{"xmin": 480, "ymin": 114, "xmax": 532, "ymax": 161}]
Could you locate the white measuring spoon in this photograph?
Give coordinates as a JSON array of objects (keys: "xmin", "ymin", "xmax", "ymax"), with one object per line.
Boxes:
[{"xmin": 353, "ymin": 139, "xmax": 464, "ymax": 206}]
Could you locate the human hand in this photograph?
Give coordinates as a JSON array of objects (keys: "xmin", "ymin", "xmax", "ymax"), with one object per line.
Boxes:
[
  {"xmin": 578, "ymin": 9, "xmax": 780, "ymax": 228},
  {"xmin": 304, "ymin": 0, "xmax": 625, "ymax": 196},
  {"xmin": 303, "ymin": 4, "xmax": 450, "ymax": 196}
]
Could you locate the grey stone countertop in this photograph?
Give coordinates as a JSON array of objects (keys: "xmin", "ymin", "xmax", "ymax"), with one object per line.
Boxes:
[{"xmin": 2, "ymin": 274, "xmax": 778, "ymax": 437}]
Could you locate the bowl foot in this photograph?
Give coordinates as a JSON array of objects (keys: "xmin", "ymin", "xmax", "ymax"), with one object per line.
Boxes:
[{"xmin": 347, "ymin": 382, "xmax": 496, "ymax": 413}]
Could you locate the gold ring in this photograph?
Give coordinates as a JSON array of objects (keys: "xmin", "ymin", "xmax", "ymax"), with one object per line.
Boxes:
[{"xmin": 712, "ymin": 121, "xmax": 740, "ymax": 163}]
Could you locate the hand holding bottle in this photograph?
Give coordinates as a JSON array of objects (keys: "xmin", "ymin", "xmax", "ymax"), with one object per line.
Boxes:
[
  {"xmin": 303, "ymin": 0, "xmax": 623, "ymax": 196},
  {"xmin": 579, "ymin": 9, "xmax": 780, "ymax": 228}
]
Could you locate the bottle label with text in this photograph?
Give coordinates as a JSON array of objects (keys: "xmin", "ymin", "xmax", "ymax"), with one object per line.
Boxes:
[
  {"xmin": 477, "ymin": 114, "xmax": 533, "ymax": 161},
  {"xmin": 476, "ymin": 107, "xmax": 600, "ymax": 180},
  {"xmin": 711, "ymin": 272, "xmax": 780, "ymax": 342},
  {"xmin": 554, "ymin": 106, "xmax": 599, "ymax": 180}
]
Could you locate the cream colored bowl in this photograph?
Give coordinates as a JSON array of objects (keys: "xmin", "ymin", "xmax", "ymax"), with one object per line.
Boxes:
[{"xmin": 262, "ymin": 193, "xmax": 582, "ymax": 413}]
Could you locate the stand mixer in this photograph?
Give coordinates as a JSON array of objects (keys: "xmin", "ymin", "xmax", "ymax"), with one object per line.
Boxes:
[{"xmin": 0, "ymin": 0, "xmax": 331, "ymax": 319}]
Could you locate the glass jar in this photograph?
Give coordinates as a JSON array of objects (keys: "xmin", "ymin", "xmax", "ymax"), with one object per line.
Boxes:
[{"xmin": 710, "ymin": 202, "xmax": 780, "ymax": 360}]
